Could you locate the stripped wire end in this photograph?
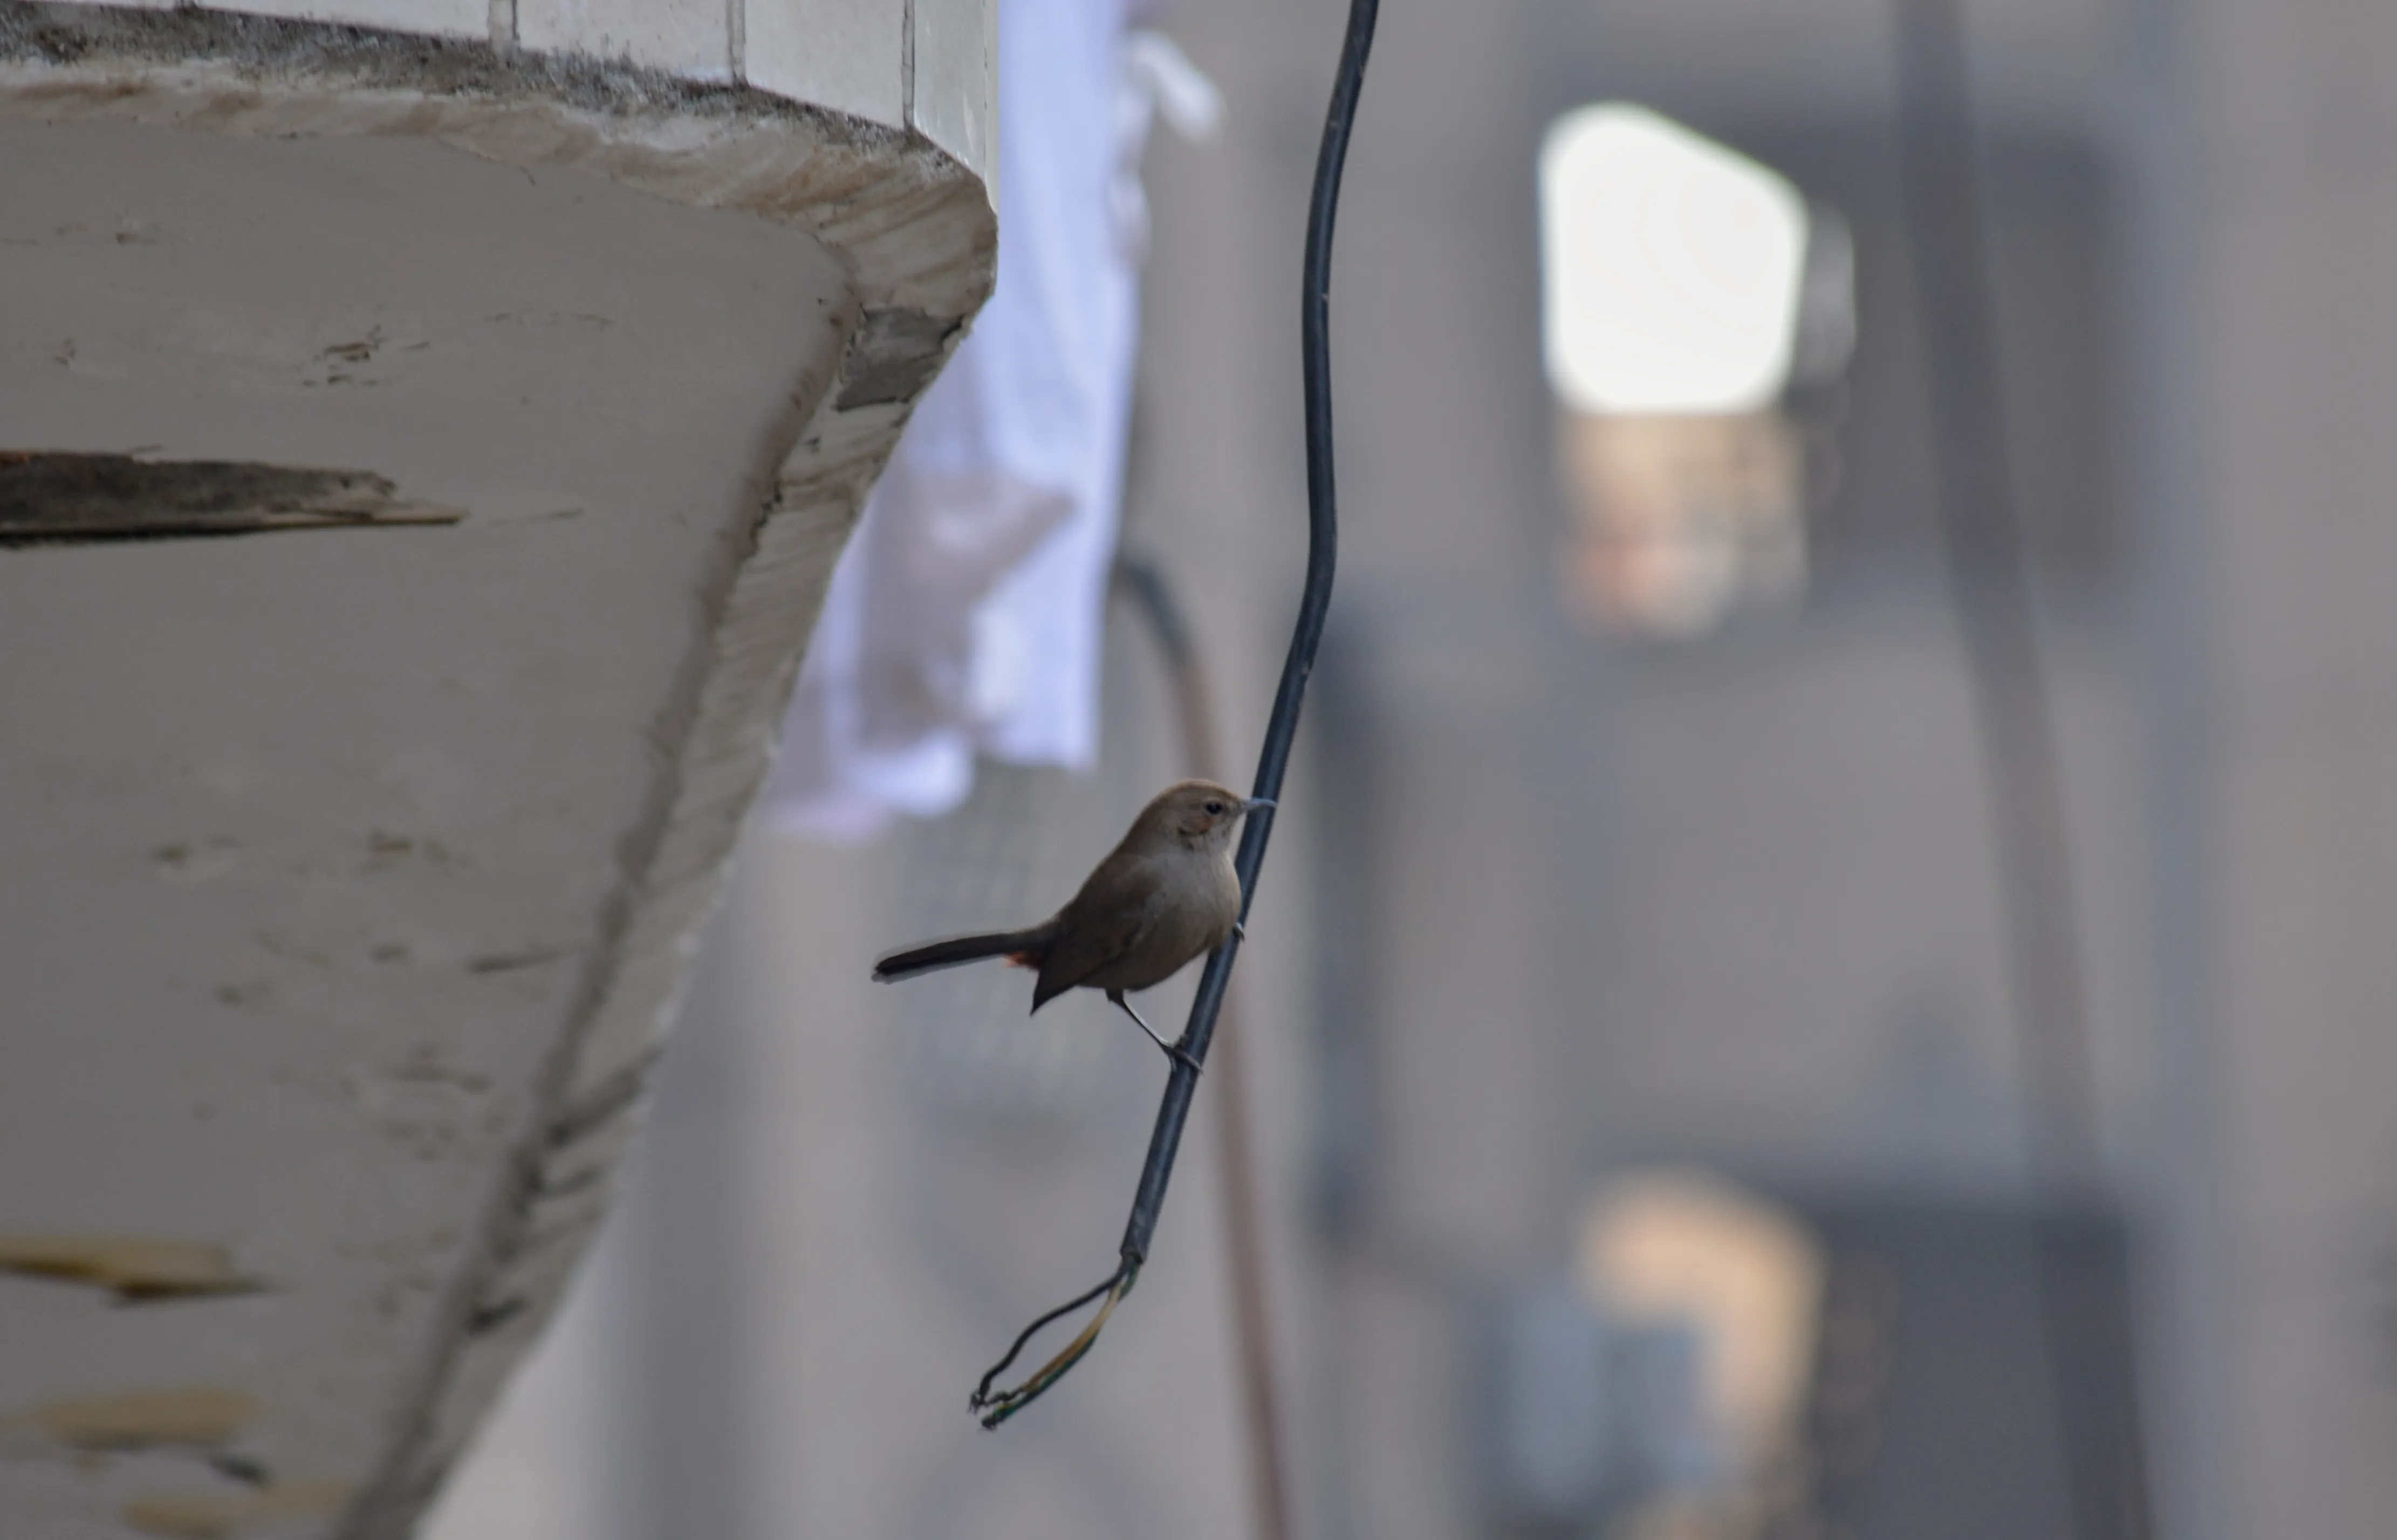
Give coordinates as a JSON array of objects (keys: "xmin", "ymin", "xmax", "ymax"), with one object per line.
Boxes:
[{"xmin": 970, "ymin": 1260, "xmax": 1140, "ymax": 1429}]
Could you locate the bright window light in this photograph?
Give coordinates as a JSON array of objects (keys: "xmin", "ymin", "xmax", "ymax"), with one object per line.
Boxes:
[{"xmin": 1540, "ymin": 104, "xmax": 1809, "ymax": 416}]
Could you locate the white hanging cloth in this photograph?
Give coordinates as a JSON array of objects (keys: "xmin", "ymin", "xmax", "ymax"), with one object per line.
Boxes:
[{"xmin": 769, "ymin": 0, "xmax": 1218, "ymax": 843}]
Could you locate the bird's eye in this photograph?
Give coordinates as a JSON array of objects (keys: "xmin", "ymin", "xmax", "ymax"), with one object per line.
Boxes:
[{"xmin": 1204, "ymin": 800, "xmax": 1225, "ymax": 815}]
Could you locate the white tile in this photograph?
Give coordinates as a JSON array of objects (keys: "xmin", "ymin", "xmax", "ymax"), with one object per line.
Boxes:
[
  {"xmin": 743, "ymin": 0, "xmax": 905, "ymax": 129},
  {"xmin": 908, "ymin": 0, "xmax": 992, "ymax": 178},
  {"xmin": 519, "ymin": 0, "xmax": 734, "ymax": 78},
  {"xmin": 200, "ymin": 0, "xmax": 489, "ymax": 39}
]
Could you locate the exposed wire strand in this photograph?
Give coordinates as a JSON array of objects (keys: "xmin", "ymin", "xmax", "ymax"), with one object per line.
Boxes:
[{"xmin": 971, "ymin": 1263, "xmax": 1138, "ymax": 1428}]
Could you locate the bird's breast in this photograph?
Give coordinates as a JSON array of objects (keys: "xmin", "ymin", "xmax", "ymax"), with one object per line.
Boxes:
[{"xmin": 1088, "ymin": 850, "xmax": 1242, "ymax": 993}]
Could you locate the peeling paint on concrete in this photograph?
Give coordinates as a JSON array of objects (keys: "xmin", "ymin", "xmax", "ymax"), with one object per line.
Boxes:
[
  {"xmin": 0, "ymin": 1237, "xmax": 263, "ymax": 1301},
  {"xmin": 833, "ymin": 306, "xmax": 965, "ymax": 408},
  {"xmin": 123, "ymin": 1479, "xmax": 351, "ymax": 1539},
  {"xmin": 28, "ymin": 1387, "xmax": 260, "ymax": 1451},
  {"xmin": 0, "ymin": 452, "xmax": 463, "ymax": 545}
]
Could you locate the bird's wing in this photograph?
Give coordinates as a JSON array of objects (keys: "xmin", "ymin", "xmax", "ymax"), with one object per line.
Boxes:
[{"xmin": 1031, "ymin": 863, "xmax": 1166, "ymax": 1010}]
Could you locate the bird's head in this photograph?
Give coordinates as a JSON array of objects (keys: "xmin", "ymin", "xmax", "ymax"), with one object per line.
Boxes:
[{"xmin": 1142, "ymin": 779, "xmax": 1272, "ymax": 852}]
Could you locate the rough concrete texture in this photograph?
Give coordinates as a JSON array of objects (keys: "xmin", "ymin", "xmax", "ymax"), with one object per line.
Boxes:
[
  {"xmin": 17, "ymin": 0, "xmax": 996, "ymax": 177},
  {"xmin": 2, "ymin": 3, "xmax": 906, "ymax": 145},
  {"xmin": 0, "ymin": 5, "xmax": 991, "ymax": 1537}
]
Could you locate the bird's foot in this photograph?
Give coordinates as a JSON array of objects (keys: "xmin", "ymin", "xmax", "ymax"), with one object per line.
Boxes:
[{"xmin": 1111, "ymin": 993, "xmax": 1202, "ymax": 1076}]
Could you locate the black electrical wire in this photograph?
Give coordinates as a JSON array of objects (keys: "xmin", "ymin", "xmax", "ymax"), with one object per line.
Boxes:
[
  {"xmin": 1892, "ymin": 2, "xmax": 2153, "ymax": 1534},
  {"xmin": 969, "ymin": 0, "xmax": 1380, "ymax": 1428},
  {"xmin": 1115, "ymin": 555, "xmax": 1296, "ymax": 1540}
]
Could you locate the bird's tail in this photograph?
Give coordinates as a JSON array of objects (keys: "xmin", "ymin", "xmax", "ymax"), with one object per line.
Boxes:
[{"xmin": 872, "ymin": 926, "xmax": 1053, "ymax": 983}]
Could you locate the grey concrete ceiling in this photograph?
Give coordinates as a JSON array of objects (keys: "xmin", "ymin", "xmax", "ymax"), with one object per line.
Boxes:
[{"xmin": 0, "ymin": 8, "xmax": 994, "ymax": 1535}]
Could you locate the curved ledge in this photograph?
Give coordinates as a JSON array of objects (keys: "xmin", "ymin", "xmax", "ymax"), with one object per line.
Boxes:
[{"xmin": 0, "ymin": 9, "xmax": 992, "ymax": 1537}]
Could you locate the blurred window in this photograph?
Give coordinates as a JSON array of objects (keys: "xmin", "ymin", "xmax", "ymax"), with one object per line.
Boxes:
[{"xmin": 1539, "ymin": 105, "xmax": 1852, "ymax": 637}]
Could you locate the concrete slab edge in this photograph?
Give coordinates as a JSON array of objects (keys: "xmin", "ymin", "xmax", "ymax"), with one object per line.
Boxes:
[{"xmin": 0, "ymin": 8, "xmax": 994, "ymax": 1534}]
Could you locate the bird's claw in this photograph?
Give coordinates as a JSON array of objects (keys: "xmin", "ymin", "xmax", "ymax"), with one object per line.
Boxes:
[{"xmin": 1112, "ymin": 994, "xmax": 1201, "ymax": 1075}]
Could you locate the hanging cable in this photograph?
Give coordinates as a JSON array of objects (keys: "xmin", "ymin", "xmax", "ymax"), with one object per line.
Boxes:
[
  {"xmin": 969, "ymin": 0, "xmax": 1380, "ymax": 1429},
  {"xmin": 1115, "ymin": 555, "xmax": 1296, "ymax": 1540},
  {"xmin": 1892, "ymin": 2, "xmax": 2153, "ymax": 1534}
]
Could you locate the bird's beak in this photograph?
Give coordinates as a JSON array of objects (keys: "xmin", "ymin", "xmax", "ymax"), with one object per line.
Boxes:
[{"xmin": 1243, "ymin": 796, "xmax": 1276, "ymax": 814}]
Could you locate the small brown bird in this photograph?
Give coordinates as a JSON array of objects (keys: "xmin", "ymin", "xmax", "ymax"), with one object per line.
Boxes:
[{"xmin": 872, "ymin": 779, "xmax": 1270, "ymax": 1070}]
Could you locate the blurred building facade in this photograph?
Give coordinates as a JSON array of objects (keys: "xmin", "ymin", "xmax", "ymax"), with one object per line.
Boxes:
[{"xmin": 439, "ymin": 1, "xmax": 2397, "ymax": 1538}]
